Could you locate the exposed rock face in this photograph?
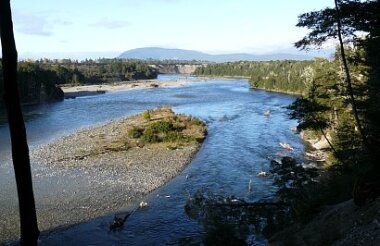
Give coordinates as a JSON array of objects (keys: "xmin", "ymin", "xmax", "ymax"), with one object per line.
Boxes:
[
  {"xmin": 301, "ymin": 130, "xmax": 331, "ymax": 162},
  {"xmin": 177, "ymin": 65, "xmax": 202, "ymax": 74},
  {"xmin": 301, "ymin": 131, "xmax": 332, "ymax": 150},
  {"xmin": 150, "ymin": 64, "xmax": 202, "ymax": 74}
]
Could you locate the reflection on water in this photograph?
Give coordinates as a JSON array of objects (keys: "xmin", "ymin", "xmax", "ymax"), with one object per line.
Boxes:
[{"xmin": 0, "ymin": 75, "xmax": 303, "ymax": 245}]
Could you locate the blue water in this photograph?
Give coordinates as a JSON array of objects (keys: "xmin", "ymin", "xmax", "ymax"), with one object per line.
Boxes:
[{"xmin": 0, "ymin": 75, "xmax": 303, "ymax": 245}]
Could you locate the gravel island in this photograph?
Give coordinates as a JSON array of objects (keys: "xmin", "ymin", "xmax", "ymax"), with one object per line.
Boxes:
[{"xmin": 3, "ymin": 107, "xmax": 206, "ymax": 242}]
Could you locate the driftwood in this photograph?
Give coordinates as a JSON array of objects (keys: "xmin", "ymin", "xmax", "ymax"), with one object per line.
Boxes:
[
  {"xmin": 109, "ymin": 203, "xmax": 145, "ymax": 231},
  {"xmin": 109, "ymin": 213, "xmax": 131, "ymax": 231}
]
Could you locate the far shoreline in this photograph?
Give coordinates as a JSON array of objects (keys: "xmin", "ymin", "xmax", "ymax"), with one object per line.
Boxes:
[{"xmin": 60, "ymin": 76, "xmax": 207, "ymax": 98}]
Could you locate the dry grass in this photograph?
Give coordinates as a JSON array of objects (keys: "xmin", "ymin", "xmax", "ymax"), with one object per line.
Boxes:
[{"xmin": 88, "ymin": 107, "xmax": 207, "ymax": 155}]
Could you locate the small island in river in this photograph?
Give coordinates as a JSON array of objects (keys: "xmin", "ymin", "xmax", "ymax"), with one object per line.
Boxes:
[{"xmin": 29, "ymin": 107, "xmax": 207, "ymax": 237}]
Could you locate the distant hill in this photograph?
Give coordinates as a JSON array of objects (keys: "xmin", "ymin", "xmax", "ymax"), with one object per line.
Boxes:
[{"xmin": 118, "ymin": 47, "xmax": 321, "ymax": 62}]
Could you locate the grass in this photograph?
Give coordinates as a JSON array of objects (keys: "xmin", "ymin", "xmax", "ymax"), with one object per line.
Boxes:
[
  {"xmin": 127, "ymin": 107, "xmax": 207, "ymax": 146},
  {"xmin": 142, "ymin": 110, "xmax": 151, "ymax": 121},
  {"xmin": 76, "ymin": 107, "xmax": 207, "ymax": 159},
  {"xmin": 127, "ymin": 126, "xmax": 143, "ymax": 139}
]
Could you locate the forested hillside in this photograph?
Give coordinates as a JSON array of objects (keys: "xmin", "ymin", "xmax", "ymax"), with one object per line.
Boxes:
[
  {"xmin": 193, "ymin": 59, "xmax": 328, "ymax": 95},
  {"xmin": 0, "ymin": 59, "xmax": 158, "ymax": 105},
  {"xmin": 35, "ymin": 58, "xmax": 158, "ymax": 84},
  {"xmin": 288, "ymin": 0, "xmax": 380, "ymax": 208}
]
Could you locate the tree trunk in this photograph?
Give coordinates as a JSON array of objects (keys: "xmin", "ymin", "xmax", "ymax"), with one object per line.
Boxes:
[
  {"xmin": 0, "ymin": 0, "xmax": 40, "ymax": 244},
  {"xmin": 334, "ymin": 0, "xmax": 370, "ymax": 152}
]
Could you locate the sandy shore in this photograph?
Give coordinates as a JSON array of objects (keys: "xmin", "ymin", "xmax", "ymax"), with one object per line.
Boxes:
[
  {"xmin": 61, "ymin": 78, "xmax": 205, "ymax": 98},
  {"xmin": 0, "ymin": 109, "xmax": 205, "ymax": 243}
]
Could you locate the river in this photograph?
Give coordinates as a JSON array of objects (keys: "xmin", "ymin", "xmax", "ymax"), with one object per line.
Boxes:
[{"xmin": 0, "ymin": 75, "xmax": 304, "ymax": 245}]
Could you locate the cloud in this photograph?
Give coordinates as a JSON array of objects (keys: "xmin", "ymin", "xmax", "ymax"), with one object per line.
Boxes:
[
  {"xmin": 13, "ymin": 11, "xmax": 52, "ymax": 36},
  {"xmin": 89, "ymin": 18, "xmax": 130, "ymax": 29},
  {"xmin": 13, "ymin": 11, "xmax": 72, "ymax": 36}
]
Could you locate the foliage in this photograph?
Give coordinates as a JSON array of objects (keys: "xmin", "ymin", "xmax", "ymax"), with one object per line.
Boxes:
[
  {"xmin": 289, "ymin": 0, "xmax": 380, "ymax": 214},
  {"xmin": 295, "ymin": 0, "xmax": 379, "ymax": 50},
  {"xmin": 142, "ymin": 110, "xmax": 151, "ymax": 121},
  {"xmin": 148, "ymin": 120, "xmax": 173, "ymax": 133},
  {"xmin": 189, "ymin": 116, "xmax": 205, "ymax": 126},
  {"xmin": 126, "ymin": 108, "xmax": 207, "ymax": 146},
  {"xmin": 93, "ymin": 108, "xmax": 207, "ymax": 158},
  {"xmin": 193, "ymin": 60, "xmax": 325, "ymax": 95},
  {"xmin": 293, "ymin": 0, "xmax": 380, "ymax": 171},
  {"xmin": 33, "ymin": 58, "xmax": 158, "ymax": 84},
  {"xmin": 127, "ymin": 126, "xmax": 143, "ymax": 139},
  {"xmin": 141, "ymin": 127, "xmax": 160, "ymax": 143},
  {"xmin": 0, "ymin": 59, "xmax": 158, "ymax": 105},
  {"xmin": 0, "ymin": 61, "xmax": 64, "ymax": 105},
  {"xmin": 140, "ymin": 120, "xmax": 190, "ymax": 144}
]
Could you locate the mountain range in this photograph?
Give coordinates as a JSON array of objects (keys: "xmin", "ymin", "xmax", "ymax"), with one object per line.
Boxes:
[{"xmin": 118, "ymin": 47, "xmax": 331, "ymax": 62}]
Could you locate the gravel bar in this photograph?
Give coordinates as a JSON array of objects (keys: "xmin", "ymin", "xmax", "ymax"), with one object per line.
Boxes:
[{"xmin": 1, "ymin": 113, "xmax": 203, "ymax": 243}]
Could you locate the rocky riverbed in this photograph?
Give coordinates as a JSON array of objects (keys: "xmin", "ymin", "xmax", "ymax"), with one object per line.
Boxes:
[{"xmin": 1, "ymin": 108, "xmax": 206, "ymax": 243}]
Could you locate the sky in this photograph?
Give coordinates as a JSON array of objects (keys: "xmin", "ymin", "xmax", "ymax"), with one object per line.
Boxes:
[{"xmin": 10, "ymin": 0, "xmax": 335, "ymax": 59}]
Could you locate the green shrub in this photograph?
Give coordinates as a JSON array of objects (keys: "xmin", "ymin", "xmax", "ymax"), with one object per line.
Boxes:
[
  {"xmin": 127, "ymin": 126, "xmax": 143, "ymax": 139},
  {"xmin": 149, "ymin": 120, "xmax": 174, "ymax": 133},
  {"xmin": 142, "ymin": 110, "xmax": 151, "ymax": 121},
  {"xmin": 163, "ymin": 131, "xmax": 182, "ymax": 142},
  {"xmin": 141, "ymin": 127, "xmax": 159, "ymax": 143},
  {"xmin": 127, "ymin": 110, "xmax": 206, "ymax": 145},
  {"xmin": 191, "ymin": 117, "xmax": 205, "ymax": 126}
]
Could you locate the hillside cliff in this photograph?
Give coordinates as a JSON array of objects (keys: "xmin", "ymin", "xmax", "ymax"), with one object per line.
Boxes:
[{"xmin": 150, "ymin": 64, "xmax": 202, "ymax": 74}]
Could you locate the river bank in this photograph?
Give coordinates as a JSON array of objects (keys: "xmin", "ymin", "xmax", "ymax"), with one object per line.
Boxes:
[
  {"xmin": 61, "ymin": 77, "xmax": 206, "ymax": 98},
  {"xmin": 191, "ymin": 74, "xmax": 251, "ymax": 80},
  {"xmin": 250, "ymin": 87, "xmax": 304, "ymax": 96}
]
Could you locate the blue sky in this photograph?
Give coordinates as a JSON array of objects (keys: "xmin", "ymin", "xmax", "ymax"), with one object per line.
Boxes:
[{"xmin": 11, "ymin": 0, "xmax": 335, "ymax": 59}]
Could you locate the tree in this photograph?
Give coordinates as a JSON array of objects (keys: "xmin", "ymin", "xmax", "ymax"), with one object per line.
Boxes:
[
  {"xmin": 296, "ymin": 0, "xmax": 370, "ymax": 151},
  {"xmin": 0, "ymin": 0, "xmax": 40, "ymax": 244},
  {"xmin": 295, "ymin": 0, "xmax": 380, "ymax": 205}
]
